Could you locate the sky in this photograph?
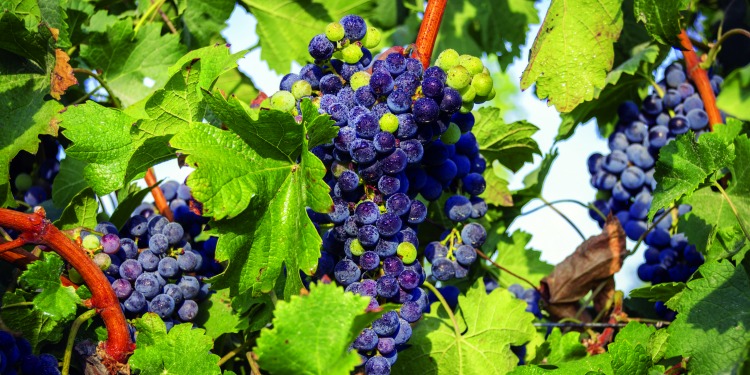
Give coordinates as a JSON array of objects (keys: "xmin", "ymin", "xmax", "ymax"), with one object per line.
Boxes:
[{"xmin": 147, "ymin": 0, "xmax": 648, "ymax": 292}]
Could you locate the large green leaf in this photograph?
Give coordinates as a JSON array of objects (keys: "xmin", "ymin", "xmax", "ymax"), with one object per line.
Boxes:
[
  {"xmin": 633, "ymin": 0, "xmax": 689, "ymax": 46},
  {"xmin": 171, "ymin": 97, "xmax": 334, "ymax": 297},
  {"xmin": 1, "ymin": 291, "xmax": 65, "ymax": 351},
  {"xmin": 79, "ymin": 20, "xmax": 186, "ymax": 107},
  {"xmin": 54, "ymin": 187, "xmax": 99, "ymax": 230},
  {"xmin": 473, "ymin": 107, "xmax": 540, "ymax": 173},
  {"xmin": 666, "ymin": 260, "xmax": 750, "ymax": 374},
  {"xmin": 255, "ymin": 282, "xmax": 383, "ymax": 375},
  {"xmin": 182, "ymin": 0, "xmax": 234, "ymax": 48},
  {"xmin": 18, "ymin": 253, "xmax": 81, "ymax": 321},
  {"xmin": 395, "ymin": 280, "xmax": 536, "ymax": 375},
  {"xmin": 717, "ymin": 64, "xmax": 750, "ymax": 121},
  {"xmin": 51, "ymin": 157, "xmax": 88, "ymax": 208},
  {"xmin": 521, "ymin": 0, "xmax": 624, "ymax": 112},
  {"xmin": 195, "ymin": 288, "xmax": 241, "ymax": 340},
  {"xmin": 130, "ymin": 313, "xmax": 222, "ymax": 375}
]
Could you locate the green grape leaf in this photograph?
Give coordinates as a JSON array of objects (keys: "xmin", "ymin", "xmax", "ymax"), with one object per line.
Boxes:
[
  {"xmin": 51, "ymin": 157, "xmax": 88, "ymax": 208},
  {"xmin": 213, "ymin": 69, "xmax": 260, "ymax": 104},
  {"xmin": 557, "ymin": 43, "xmax": 662, "ymax": 140},
  {"xmin": 58, "ymin": 102, "xmax": 175, "ymax": 195},
  {"xmin": 512, "ymin": 354, "xmax": 613, "ymax": 374},
  {"xmin": 83, "ymin": 10, "xmax": 117, "ymax": 33},
  {"xmin": 195, "ymin": 288, "xmax": 241, "ymax": 340},
  {"xmin": 666, "ymin": 260, "xmax": 750, "ymax": 374},
  {"xmin": 0, "ymin": 10, "xmax": 51, "ymax": 68},
  {"xmin": 1, "ymin": 291, "xmax": 65, "ymax": 351},
  {"xmin": 18, "ymin": 253, "xmax": 81, "ymax": 321},
  {"xmin": 473, "ymin": 107, "xmax": 540, "ymax": 173},
  {"xmin": 79, "ymin": 20, "xmax": 186, "ymax": 107},
  {"xmin": 54, "ymin": 187, "xmax": 99, "ymax": 230},
  {"xmin": 39, "ymin": 0, "xmax": 71, "ymax": 49},
  {"xmin": 648, "ymin": 126, "xmax": 739, "ymax": 220},
  {"xmin": 539, "ymin": 329, "xmax": 588, "ymax": 364},
  {"xmin": 481, "ymin": 160, "xmax": 513, "ymax": 207},
  {"xmin": 608, "ymin": 322, "xmax": 655, "ymax": 374},
  {"xmin": 488, "ymin": 230, "xmax": 554, "ymax": 287},
  {"xmin": 395, "ymin": 280, "xmax": 536, "ymax": 375},
  {"xmin": 520, "ymin": 0, "xmax": 624, "ymax": 112},
  {"xmin": 231, "ymin": 286, "xmax": 277, "ymax": 332},
  {"xmin": 65, "ymin": 0, "xmax": 95, "ymax": 47},
  {"xmin": 171, "ymin": 96, "xmax": 332, "ymax": 297},
  {"xmin": 633, "ymin": 0, "xmax": 689, "ymax": 46},
  {"xmin": 717, "ymin": 64, "xmax": 750, "ymax": 121},
  {"xmin": 130, "ymin": 313, "xmax": 222, "ymax": 375},
  {"xmin": 181, "ymin": 0, "xmax": 234, "ymax": 48},
  {"xmin": 108, "ymin": 183, "xmax": 155, "ymax": 230},
  {"xmin": 629, "ymin": 282, "xmax": 685, "ymax": 302},
  {"xmin": 254, "ymin": 282, "xmax": 381, "ymax": 375}
]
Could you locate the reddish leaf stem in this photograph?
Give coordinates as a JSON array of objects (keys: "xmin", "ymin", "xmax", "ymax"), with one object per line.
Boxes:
[
  {"xmin": 0, "ymin": 208, "xmax": 133, "ymax": 363},
  {"xmin": 145, "ymin": 168, "xmax": 173, "ymax": 221},
  {"xmin": 678, "ymin": 30, "xmax": 722, "ymax": 130},
  {"xmin": 0, "ymin": 243, "xmax": 37, "ymax": 267},
  {"xmin": 415, "ymin": 0, "xmax": 448, "ymax": 69},
  {"xmin": 0, "ymin": 237, "xmax": 27, "ymax": 253}
]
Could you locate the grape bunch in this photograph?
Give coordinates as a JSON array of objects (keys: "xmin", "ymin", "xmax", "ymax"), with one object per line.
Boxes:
[
  {"xmin": 424, "ymin": 223, "xmax": 486, "ymax": 281},
  {"xmin": 268, "ymin": 14, "xmax": 493, "ymax": 375},
  {"xmin": 0, "ymin": 330, "xmax": 60, "ymax": 375},
  {"xmin": 73, "ymin": 181, "xmax": 219, "ymax": 329},
  {"xmin": 8, "ymin": 136, "xmax": 61, "ymax": 209},
  {"xmin": 586, "ymin": 62, "xmax": 720, "ymax": 317}
]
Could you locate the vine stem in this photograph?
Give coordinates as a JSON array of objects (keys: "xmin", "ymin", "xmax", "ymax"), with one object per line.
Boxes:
[
  {"xmin": 0, "ymin": 208, "xmax": 133, "ymax": 363},
  {"xmin": 415, "ymin": 0, "xmax": 447, "ymax": 69},
  {"xmin": 71, "ymin": 68, "xmax": 121, "ymax": 109},
  {"xmin": 422, "ymin": 281, "xmax": 461, "ymax": 337},
  {"xmin": 217, "ymin": 340, "xmax": 254, "ymax": 367},
  {"xmin": 62, "ymin": 309, "xmax": 97, "ymax": 375},
  {"xmin": 145, "ymin": 168, "xmax": 173, "ymax": 221},
  {"xmin": 712, "ymin": 181, "xmax": 750, "ymax": 242},
  {"xmin": 534, "ymin": 321, "xmax": 669, "ymax": 328},
  {"xmin": 677, "ymin": 30, "xmax": 722, "ymax": 129},
  {"xmin": 521, "ymin": 199, "xmax": 605, "ymax": 221},
  {"xmin": 475, "ymin": 249, "xmax": 539, "ymax": 291},
  {"xmin": 538, "ymin": 196, "xmax": 586, "ymax": 240}
]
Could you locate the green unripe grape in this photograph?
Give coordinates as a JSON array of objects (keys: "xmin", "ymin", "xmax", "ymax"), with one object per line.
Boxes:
[
  {"xmin": 446, "ymin": 65, "xmax": 471, "ymax": 90},
  {"xmin": 350, "ymin": 239, "xmax": 366, "ymax": 256},
  {"xmin": 93, "ymin": 252, "xmax": 111, "ymax": 271},
  {"xmin": 471, "ymin": 72, "xmax": 493, "ymax": 96},
  {"xmin": 82, "ymin": 234, "xmax": 100, "ymax": 250},
  {"xmin": 325, "ymin": 22, "xmax": 345, "ymax": 41},
  {"xmin": 362, "ymin": 27, "xmax": 381, "ymax": 49},
  {"xmin": 379, "ymin": 113, "xmax": 399, "ymax": 133},
  {"xmin": 270, "ymin": 90, "xmax": 296, "ymax": 112},
  {"xmin": 486, "ymin": 87, "xmax": 497, "ymax": 100},
  {"xmin": 459, "ymin": 85, "xmax": 476, "ymax": 102},
  {"xmin": 350, "ymin": 71, "xmax": 371, "ymax": 90},
  {"xmin": 436, "ymin": 49, "xmax": 460, "ymax": 71},
  {"xmin": 14, "ymin": 173, "xmax": 32, "ymax": 192},
  {"xmin": 397, "ymin": 242, "xmax": 417, "ymax": 264},
  {"xmin": 342, "ymin": 44, "xmax": 363, "ymax": 64},
  {"xmin": 459, "ymin": 55, "xmax": 484, "ymax": 75},
  {"xmin": 69, "ymin": 268, "xmax": 83, "ymax": 284},
  {"xmin": 441, "ymin": 123, "xmax": 462, "ymax": 145},
  {"xmin": 460, "ymin": 101, "xmax": 474, "ymax": 114},
  {"xmin": 291, "ymin": 80, "xmax": 312, "ymax": 99},
  {"xmin": 331, "ymin": 161, "xmax": 348, "ymax": 178}
]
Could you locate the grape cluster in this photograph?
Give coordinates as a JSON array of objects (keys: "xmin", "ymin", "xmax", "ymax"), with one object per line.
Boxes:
[
  {"xmin": 586, "ymin": 62, "xmax": 720, "ymax": 317},
  {"xmin": 424, "ymin": 223, "xmax": 486, "ymax": 281},
  {"xmin": 74, "ymin": 181, "xmax": 218, "ymax": 329},
  {"xmin": 0, "ymin": 330, "xmax": 60, "ymax": 375},
  {"xmin": 8, "ymin": 136, "xmax": 61, "ymax": 208},
  {"xmin": 271, "ymin": 14, "xmax": 493, "ymax": 375}
]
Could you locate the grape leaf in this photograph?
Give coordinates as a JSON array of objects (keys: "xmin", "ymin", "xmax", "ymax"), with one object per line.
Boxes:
[
  {"xmin": 521, "ymin": 0, "xmax": 624, "ymax": 112},
  {"xmin": 512, "ymin": 354, "xmax": 613, "ymax": 374},
  {"xmin": 170, "ymin": 96, "xmax": 333, "ymax": 297},
  {"xmin": 130, "ymin": 313, "xmax": 222, "ymax": 375},
  {"xmin": 39, "ymin": 0, "xmax": 71, "ymax": 49},
  {"xmin": 195, "ymin": 288, "xmax": 241, "ymax": 340},
  {"xmin": 54, "ymin": 187, "xmax": 98, "ymax": 230},
  {"xmin": 665, "ymin": 260, "xmax": 750, "ymax": 374},
  {"xmin": 213, "ymin": 69, "xmax": 260, "ymax": 104},
  {"xmin": 58, "ymin": 102, "xmax": 175, "ymax": 194},
  {"xmin": 717, "ymin": 64, "xmax": 750, "ymax": 121},
  {"xmin": 18, "ymin": 253, "xmax": 81, "ymax": 321},
  {"xmin": 51, "ymin": 157, "xmax": 88, "ymax": 208},
  {"xmin": 395, "ymin": 280, "xmax": 536, "ymax": 375},
  {"xmin": 648, "ymin": 124, "xmax": 739, "ymax": 220},
  {"xmin": 0, "ymin": 10, "xmax": 51, "ymax": 68},
  {"xmin": 481, "ymin": 160, "xmax": 513, "ymax": 207},
  {"xmin": 79, "ymin": 20, "xmax": 186, "ymax": 107},
  {"xmin": 557, "ymin": 43, "xmax": 662, "ymax": 141},
  {"xmin": 487, "ymin": 230, "xmax": 553, "ymax": 287},
  {"xmin": 608, "ymin": 322, "xmax": 655, "ymax": 374},
  {"xmin": 633, "ymin": 0, "xmax": 689, "ymax": 46},
  {"xmin": 534, "ymin": 329, "xmax": 587, "ymax": 364},
  {"xmin": 181, "ymin": 0, "xmax": 234, "ymax": 48},
  {"xmin": 0, "ymin": 291, "xmax": 65, "ymax": 351},
  {"xmin": 473, "ymin": 107, "xmax": 540, "ymax": 173},
  {"xmin": 629, "ymin": 282, "xmax": 685, "ymax": 302},
  {"xmin": 254, "ymin": 282, "xmax": 380, "ymax": 375}
]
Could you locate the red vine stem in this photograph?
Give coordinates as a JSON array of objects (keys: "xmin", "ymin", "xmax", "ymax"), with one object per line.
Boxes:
[
  {"xmin": 415, "ymin": 0, "xmax": 448, "ymax": 69},
  {"xmin": 0, "ymin": 208, "xmax": 133, "ymax": 363},
  {"xmin": 145, "ymin": 168, "xmax": 173, "ymax": 221},
  {"xmin": 678, "ymin": 30, "xmax": 722, "ymax": 130}
]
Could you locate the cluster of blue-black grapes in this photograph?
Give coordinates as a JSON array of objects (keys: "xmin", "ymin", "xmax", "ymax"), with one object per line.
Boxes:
[
  {"xmin": 9, "ymin": 136, "xmax": 61, "ymax": 208},
  {"xmin": 74, "ymin": 181, "xmax": 219, "ymax": 330},
  {"xmin": 586, "ymin": 62, "xmax": 721, "ymax": 318},
  {"xmin": 0, "ymin": 330, "xmax": 60, "ymax": 375},
  {"xmin": 424, "ymin": 223, "xmax": 486, "ymax": 281},
  {"xmin": 272, "ymin": 14, "xmax": 493, "ymax": 375}
]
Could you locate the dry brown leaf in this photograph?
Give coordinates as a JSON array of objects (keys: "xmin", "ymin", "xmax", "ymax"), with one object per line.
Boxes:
[{"xmin": 50, "ymin": 49, "xmax": 77, "ymax": 100}]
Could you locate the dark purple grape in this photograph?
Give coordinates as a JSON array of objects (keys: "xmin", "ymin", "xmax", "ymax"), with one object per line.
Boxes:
[{"xmin": 308, "ymin": 34, "xmax": 334, "ymax": 60}]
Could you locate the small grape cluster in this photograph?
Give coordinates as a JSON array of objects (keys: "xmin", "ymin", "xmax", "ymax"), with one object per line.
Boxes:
[
  {"xmin": 0, "ymin": 330, "xmax": 60, "ymax": 375},
  {"xmin": 586, "ymin": 62, "xmax": 720, "ymax": 317},
  {"xmin": 271, "ymin": 14, "xmax": 492, "ymax": 375},
  {"xmin": 424, "ymin": 223, "xmax": 486, "ymax": 281},
  {"xmin": 74, "ymin": 181, "xmax": 218, "ymax": 329},
  {"xmin": 9, "ymin": 136, "xmax": 61, "ymax": 208}
]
